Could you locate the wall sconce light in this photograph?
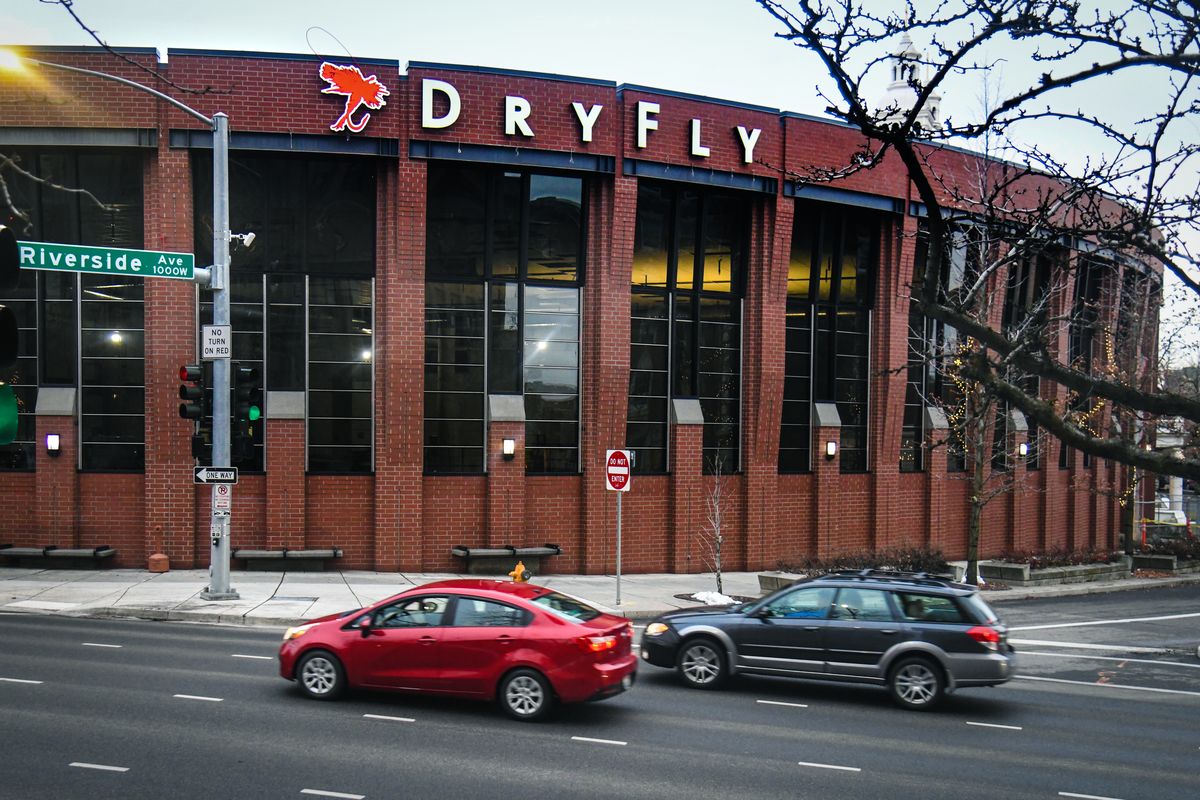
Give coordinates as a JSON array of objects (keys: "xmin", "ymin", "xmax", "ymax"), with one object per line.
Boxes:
[
  {"xmin": 45, "ymin": 434, "xmax": 61, "ymax": 457},
  {"xmin": 825, "ymin": 440, "xmax": 838, "ymax": 459},
  {"xmin": 502, "ymin": 438, "xmax": 516, "ymax": 461},
  {"xmin": 1017, "ymin": 442, "xmax": 1029, "ymax": 457}
]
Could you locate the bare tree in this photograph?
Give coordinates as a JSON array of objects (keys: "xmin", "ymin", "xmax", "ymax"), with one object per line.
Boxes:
[
  {"xmin": 697, "ymin": 457, "xmax": 729, "ymax": 594},
  {"xmin": 758, "ymin": 0, "xmax": 1200, "ymax": 482}
]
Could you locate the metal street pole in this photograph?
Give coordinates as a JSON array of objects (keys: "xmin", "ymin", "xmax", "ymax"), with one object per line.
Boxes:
[{"xmin": 18, "ymin": 56, "xmax": 237, "ymax": 599}]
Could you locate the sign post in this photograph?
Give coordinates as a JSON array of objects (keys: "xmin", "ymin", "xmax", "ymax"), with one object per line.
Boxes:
[{"xmin": 605, "ymin": 449, "xmax": 631, "ymax": 605}]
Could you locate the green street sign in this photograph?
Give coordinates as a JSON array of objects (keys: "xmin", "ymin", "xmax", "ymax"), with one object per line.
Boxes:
[{"xmin": 17, "ymin": 240, "xmax": 195, "ymax": 281}]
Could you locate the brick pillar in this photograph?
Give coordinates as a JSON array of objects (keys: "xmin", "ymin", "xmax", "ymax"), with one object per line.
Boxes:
[
  {"xmin": 34, "ymin": 389, "xmax": 78, "ymax": 545},
  {"xmin": 486, "ymin": 395, "xmax": 526, "ymax": 548},
  {"xmin": 1067, "ymin": 447, "xmax": 1086, "ymax": 551},
  {"xmin": 669, "ymin": 399, "xmax": 704, "ymax": 573},
  {"xmin": 924, "ymin": 406, "xmax": 950, "ymax": 552},
  {"xmin": 265, "ymin": 392, "xmax": 305, "ymax": 550},
  {"xmin": 812, "ymin": 402, "xmax": 841, "ymax": 559},
  {"xmin": 143, "ymin": 145, "xmax": 197, "ymax": 568}
]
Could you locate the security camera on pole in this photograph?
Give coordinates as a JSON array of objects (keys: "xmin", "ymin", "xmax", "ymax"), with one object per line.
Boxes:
[{"xmin": 605, "ymin": 449, "xmax": 631, "ymax": 605}]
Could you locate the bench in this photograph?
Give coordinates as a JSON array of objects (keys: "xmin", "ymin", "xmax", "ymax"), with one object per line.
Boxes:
[
  {"xmin": 450, "ymin": 544, "xmax": 562, "ymax": 576},
  {"xmin": 231, "ymin": 548, "xmax": 343, "ymax": 572},
  {"xmin": 0, "ymin": 544, "xmax": 117, "ymax": 569}
]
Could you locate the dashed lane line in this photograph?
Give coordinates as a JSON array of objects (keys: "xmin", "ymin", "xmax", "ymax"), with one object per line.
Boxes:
[
  {"xmin": 1017, "ymin": 675, "xmax": 1200, "ymax": 698},
  {"xmin": 363, "ymin": 714, "xmax": 415, "ymax": 723},
  {"xmin": 965, "ymin": 721, "xmax": 1023, "ymax": 731},
  {"xmin": 300, "ymin": 789, "xmax": 365, "ymax": 799},
  {"xmin": 757, "ymin": 699, "xmax": 809, "ymax": 708},
  {"xmin": 571, "ymin": 736, "xmax": 627, "ymax": 746},
  {"xmin": 173, "ymin": 694, "xmax": 224, "ymax": 702},
  {"xmin": 0, "ymin": 677, "xmax": 43, "ymax": 684},
  {"xmin": 1021, "ymin": 650, "xmax": 1200, "ymax": 669},
  {"xmin": 1011, "ymin": 611, "xmax": 1200, "ymax": 632},
  {"xmin": 82, "ymin": 642, "xmax": 123, "ymax": 649},
  {"xmin": 231, "ymin": 654, "xmax": 273, "ymax": 660},
  {"xmin": 1011, "ymin": 638, "xmax": 1171, "ymax": 655},
  {"xmin": 69, "ymin": 762, "xmax": 128, "ymax": 773},
  {"xmin": 1058, "ymin": 792, "xmax": 1125, "ymax": 800},
  {"xmin": 797, "ymin": 761, "xmax": 860, "ymax": 773}
]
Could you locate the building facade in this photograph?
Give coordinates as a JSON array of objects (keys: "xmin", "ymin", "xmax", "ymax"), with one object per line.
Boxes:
[{"xmin": 0, "ymin": 47, "xmax": 1147, "ymax": 572}]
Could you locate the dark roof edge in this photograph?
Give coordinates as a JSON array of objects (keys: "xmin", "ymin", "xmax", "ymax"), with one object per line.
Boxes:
[{"xmin": 407, "ymin": 61, "xmax": 615, "ymax": 88}]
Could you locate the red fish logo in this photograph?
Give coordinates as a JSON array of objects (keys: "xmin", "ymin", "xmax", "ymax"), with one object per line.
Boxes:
[{"xmin": 319, "ymin": 62, "xmax": 389, "ymax": 133}]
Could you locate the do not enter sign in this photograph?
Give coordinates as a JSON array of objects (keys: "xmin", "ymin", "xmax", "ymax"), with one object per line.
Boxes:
[{"xmin": 605, "ymin": 449, "xmax": 631, "ymax": 492}]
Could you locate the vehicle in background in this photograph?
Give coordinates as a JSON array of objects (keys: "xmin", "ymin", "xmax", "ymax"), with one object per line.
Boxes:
[
  {"xmin": 279, "ymin": 579, "xmax": 636, "ymax": 721},
  {"xmin": 640, "ymin": 570, "xmax": 1015, "ymax": 710}
]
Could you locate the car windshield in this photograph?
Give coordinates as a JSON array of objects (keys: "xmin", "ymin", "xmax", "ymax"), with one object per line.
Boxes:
[
  {"xmin": 531, "ymin": 591, "xmax": 602, "ymax": 622},
  {"xmin": 963, "ymin": 593, "xmax": 1000, "ymax": 624}
]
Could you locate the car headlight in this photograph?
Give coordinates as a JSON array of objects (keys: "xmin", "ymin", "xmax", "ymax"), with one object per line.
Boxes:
[
  {"xmin": 644, "ymin": 622, "xmax": 670, "ymax": 636},
  {"xmin": 282, "ymin": 624, "xmax": 314, "ymax": 641}
]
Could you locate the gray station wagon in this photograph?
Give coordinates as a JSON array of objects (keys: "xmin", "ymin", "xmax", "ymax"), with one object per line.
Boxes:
[{"xmin": 640, "ymin": 570, "xmax": 1016, "ymax": 710}]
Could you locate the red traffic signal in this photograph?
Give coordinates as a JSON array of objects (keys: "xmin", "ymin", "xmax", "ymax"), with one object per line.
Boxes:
[{"xmin": 179, "ymin": 363, "xmax": 206, "ymax": 420}]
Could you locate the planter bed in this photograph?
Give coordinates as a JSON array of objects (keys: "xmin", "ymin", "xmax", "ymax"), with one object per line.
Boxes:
[
  {"xmin": 979, "ymin": 556, "xmax": 1132, "ymax": 586},
  {"xmin": 1130, "ymin": 554, "xmax": 1200, "ymax": 575}
]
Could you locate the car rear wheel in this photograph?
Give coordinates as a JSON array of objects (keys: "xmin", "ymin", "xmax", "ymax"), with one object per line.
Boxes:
[
  {"xmin": 677, "ymin": 637, "xmax": 726, "ymax": 689},
  {"xmin": 499, "ymin": 668, "xmax": 553, "ymax": 721},
  {"xmin": 296, "ymin": 650, "xmax": 345, "ymax": 700},
  {"xmin": 888, "ymin": 656, "xmax": 943, "ymax": 710}
]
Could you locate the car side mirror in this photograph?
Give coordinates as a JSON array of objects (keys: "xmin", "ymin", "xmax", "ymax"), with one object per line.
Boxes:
[
  {"xmin": 749, "ymin": 605, "xmax": 773, "ymax": 619},
  {"xmin": 358, "ymin": 616, "xmax": 373, "ymax": 636}
]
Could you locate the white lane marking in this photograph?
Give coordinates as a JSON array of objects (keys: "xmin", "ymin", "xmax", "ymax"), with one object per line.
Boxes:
[
  {"xmin": 1011, "ymin": 611, "xmax": 1200, "ymax": 631},
  {"xmin": 82, "ymin": 642, "xmax": 123, "ymax": 649},
  {"xmin": 965, "ymin": 721, "xmax": 1023, "ymax": 731},
  {"xmin": 1011, "ymin": 638, "xmax": 1170, "ymax": 655},
  {"xmin": 571, "ymin": 736, "xmax": 627, "ymax": 746},
  {"xmin": 1017, "ymin": 675, "xmax": 1200, "ymax": 698},
  {"xmin": 173, "ymin": 694, "xmax": 223, "ymax": 702},
  {"xmin": 757, "ymin": 699, "xmax": 809, "ymax": 708},
  {"xmin": 363, "ymin": 714, "xmax": 415, "ymax": 723},
  {"xmin": 231, "ymin": 654, "xmax": 273, "ymax": 660},
  {"xmin": 69, "ymin": 762, "xmax": 129, "ymax": 773},
  {"xmin": 1022, "ymin": 650, "xmax": 1200, "ymax": 669},
  {"xmin": 300, "ymin": 790, "xmax": 365, "ymax": 799},
  {"xmin": 1058, "ymin": 792, "xmax": 1125, "ymax": 800},
  {"xmin": 0, "ymin": 677, "xmax": 43, "ymax": 684},
  {"xmin": 797, "ymin": 760, "xmax": 861, "ymax": 773}
]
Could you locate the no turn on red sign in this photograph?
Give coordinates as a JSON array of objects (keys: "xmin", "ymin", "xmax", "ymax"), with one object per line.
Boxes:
[{"xmin": 605, "ymin": 449, "xmax": 631, "ymax": 492}]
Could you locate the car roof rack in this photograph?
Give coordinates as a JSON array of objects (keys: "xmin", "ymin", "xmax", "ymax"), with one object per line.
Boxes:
[{"xmin": 817, "ymin": 569, "xmax": 965, "ymax": 590}]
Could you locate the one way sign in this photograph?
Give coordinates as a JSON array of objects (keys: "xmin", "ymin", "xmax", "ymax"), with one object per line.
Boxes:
[{"xmin": 194, "ymin": 467, "xmax": 238, "ymax": 485}]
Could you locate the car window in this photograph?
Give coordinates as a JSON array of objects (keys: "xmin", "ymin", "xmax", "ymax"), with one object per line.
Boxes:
[
  {"xmin": 374, "ymin": 595, "xmax": 450, "ymax": 628},
  {"xmin": 531, "ymin": 591, "xmax": 601, "ymax": 622},
  {"xmin": 763, "ymin": 586, "xmax": 835, "ymax": 618},
  {"xmin": 896, "ymin": 592, "xmax": 965, "ymax": 623},
  {"xmin": 831, "ymin": 588, "xmax": 895, "ymax": 621},
  {"xmin": 452, "ymin": 598, "xmax": 531, "ymax": 628}
]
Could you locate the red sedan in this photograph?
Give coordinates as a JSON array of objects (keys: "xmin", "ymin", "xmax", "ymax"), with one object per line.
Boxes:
[{"xmin": 278, "ymin": 579, "xmax": 637, "ymax": 721}]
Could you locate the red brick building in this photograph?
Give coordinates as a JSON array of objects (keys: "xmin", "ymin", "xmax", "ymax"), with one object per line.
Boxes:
[{"xmin": 0, "ymin": 46, "xmax": 1144, "ymax": 572}]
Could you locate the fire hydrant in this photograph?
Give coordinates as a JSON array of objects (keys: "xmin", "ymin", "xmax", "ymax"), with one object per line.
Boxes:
[{"xmin": 508, "ymin": 560, "xmax": 530, "ymax": 583}]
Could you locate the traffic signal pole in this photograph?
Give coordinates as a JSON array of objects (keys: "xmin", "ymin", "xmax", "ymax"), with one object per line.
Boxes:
[{"xmin": 202, "ymin": 113, "xmax": 238, "ymax": 600}]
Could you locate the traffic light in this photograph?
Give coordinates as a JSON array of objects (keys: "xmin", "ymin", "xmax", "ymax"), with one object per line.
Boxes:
[
  {"xmin": 0, "ymin": 225, "xmax": 21, "ymax": 445},
  {"xmin": 233, "ymin": 363, "xmax": 262, "ymax": 422},
  {"xmin": 178, "ymin": 364, "xmax": 206, "ymax": 420}
]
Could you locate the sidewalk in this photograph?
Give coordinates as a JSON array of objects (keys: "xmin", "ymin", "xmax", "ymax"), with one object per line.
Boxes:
[{"xmin": 2, "ymin": 565, "xmax": 1198, "ymax": 626}]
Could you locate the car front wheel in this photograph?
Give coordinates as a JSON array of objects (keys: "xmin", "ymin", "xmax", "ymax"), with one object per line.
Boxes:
[
  {"xmin": 888, "ymin": 656, "xmax": 943, "ymax": 710},
  {"xmin": 499, "ymin": 668, "xmax": 553, "ymax": 721},
  {"xmin": 296, "ymin": 650, "xmax": 346, "ymax": 700},
  {"xmin": 677, "ymin": 637, "xmax": 726, "ymax": 689}
]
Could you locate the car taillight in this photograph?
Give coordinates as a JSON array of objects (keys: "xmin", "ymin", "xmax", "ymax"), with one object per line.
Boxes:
[
  {"xmin": 577, "ymin": 634, "xmax": 618, "ymax": 654},
  {"xmin": 967, "ymin": 625, "xmax": 1001, "ymax": 651}
]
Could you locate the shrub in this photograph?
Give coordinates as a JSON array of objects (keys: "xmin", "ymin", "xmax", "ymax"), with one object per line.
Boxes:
[
  {"xmin": 1138, "ymin": 538, "xmax": 1200, "ymax": 560},
  {"xmin": 777, "ymin": 547, "xmax": 952, "ymax": 576},
  {"xmin": 998, "ymin": 547, "xmax": 1122, "ymax": 569}
]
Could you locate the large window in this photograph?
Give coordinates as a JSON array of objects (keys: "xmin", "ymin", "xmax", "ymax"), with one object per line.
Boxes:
[
  {"xmin": 782, "ymin": 202, "xmax": 876, "ymax": 473},
  {"xmin": 424, "ymin": 165, "xmax": 583, "ymax": 474},
  {"xmin": 1001, "ymin": 251, "xmax": 1055, "ymax": 470},
  {"xmin": 193, "ymin": 152, "xmax": 376, "ymax": 473},
  {"xmin": 628, "ymin": 182, "xmax": 746, "ymax": 474},
  {"xmin": 0, "ymin": 148, "xmax": 145, "ymax": 471}
]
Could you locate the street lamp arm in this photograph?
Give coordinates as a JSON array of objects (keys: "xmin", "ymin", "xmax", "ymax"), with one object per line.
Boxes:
[{"xmin": 25, "ymin": 57, "xmax": 213, "ymax": 127}]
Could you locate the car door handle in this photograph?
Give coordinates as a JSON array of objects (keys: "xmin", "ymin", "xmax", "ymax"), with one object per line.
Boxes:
[
  {"xmin": 418, "ymin": 635, "xmax": 437, "ymax": 645},
  {"xmin": 804, "ymin": 626, "xmax": 821, "ymax": 632},
  {"xmin": 496, "ymin": 635, "xmax": 514, "ymax": 645},
  {"xmin": 879, "ymin": 630, "xmax": 898, "ymax": 635}
]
